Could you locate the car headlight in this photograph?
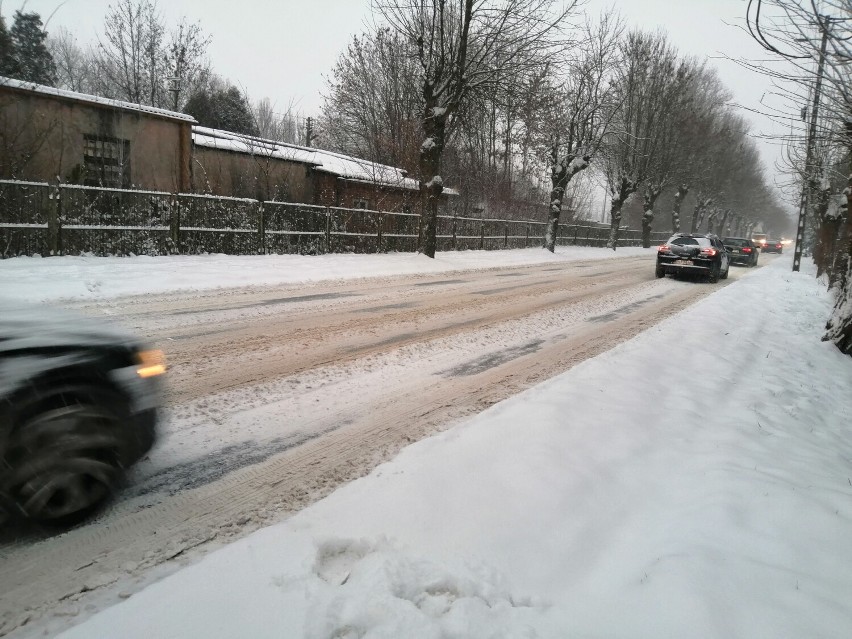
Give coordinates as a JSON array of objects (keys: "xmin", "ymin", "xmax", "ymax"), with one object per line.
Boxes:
[{"xmin": 136, "ymin": 349, "xmax": 167, "ymax": 378}]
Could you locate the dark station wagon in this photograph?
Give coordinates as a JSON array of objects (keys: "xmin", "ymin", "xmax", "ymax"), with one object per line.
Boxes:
[{"xmin": 723, "ymin": 237, "xmax": 760, "ymax": 267}]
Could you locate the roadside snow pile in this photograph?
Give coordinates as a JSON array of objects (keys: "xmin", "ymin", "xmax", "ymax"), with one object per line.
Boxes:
[
  {"xmin": 0, "ymin": 246, "xmax": 653, "ymax": 302},
  {"xmin": 58, "ymin": 257, "xmax": 852, "ymax": 639}
]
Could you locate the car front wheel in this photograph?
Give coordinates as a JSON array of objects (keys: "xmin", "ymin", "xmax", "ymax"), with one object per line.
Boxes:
[{"xmin": 3, "ymin": 388, "xmax": 127, "ymax": 525}]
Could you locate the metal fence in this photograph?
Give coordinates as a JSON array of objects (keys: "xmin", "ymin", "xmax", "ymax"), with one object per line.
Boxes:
[{"xmin": 0, "ymin": 180, "xmax": 669, "ymax": 258}]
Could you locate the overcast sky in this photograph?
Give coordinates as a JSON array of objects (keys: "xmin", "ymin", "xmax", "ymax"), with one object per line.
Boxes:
[{"xmin": 15, "ymin": 0, "xmax": 797, "ymax": 204}]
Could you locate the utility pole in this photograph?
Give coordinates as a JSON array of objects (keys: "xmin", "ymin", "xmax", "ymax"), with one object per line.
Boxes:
[
  {"xmin": 167, "ymin": 76, "xmax": 181, "ymax": 111},
  {"xmin": 305, "ymin": 117, "xmax": 314, "ymax": 147},
  {"xmin": 792, "ymin": 20, "xmax": 830, "ymax": 272}
]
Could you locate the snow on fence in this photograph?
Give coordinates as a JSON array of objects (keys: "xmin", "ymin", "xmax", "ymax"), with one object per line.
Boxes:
[{"xmin": 0, "ymin": 180, "xmax": 667, "ymax": 258}]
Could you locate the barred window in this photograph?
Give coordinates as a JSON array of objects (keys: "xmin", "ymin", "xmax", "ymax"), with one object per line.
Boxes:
[
  {"xmin": 83, "ymin": 135, "xmax": 130, "ymax": 188},
  {"xmin": 353, "ymin": 198, "xmax": 369, "ymax": 210}
]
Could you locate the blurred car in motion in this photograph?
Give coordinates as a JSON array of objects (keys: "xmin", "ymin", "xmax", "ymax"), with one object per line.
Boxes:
[
  {"xmin": 762, "ymin": 239, "xmax": 784, "ymax": 254},
  {"xmin": 0, "ymin": 302, "xmax": 164, "ymax": 526},
  {"xmin": 723, "ymin": 237, "xmax": 760, "ymax": 267},
  {"xmin": 656, "ymin": 233, "xmax": 730, "ymax": 283}
]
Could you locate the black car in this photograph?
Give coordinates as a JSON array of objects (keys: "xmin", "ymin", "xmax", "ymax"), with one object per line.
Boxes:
[
  {"xmin": 656, "ymin": 232, "xmax": 730, "ymax": 282},
  {"xmin": 762, "ymin": 239, "xmax": 784, "ymax": 254},
  {"xmin": 723, "ymin": 236, "xmax": 760, "ymax": 267},
  {"xmin": 1, "ymin": 302, "xmax": 164, "ymax": 526}
]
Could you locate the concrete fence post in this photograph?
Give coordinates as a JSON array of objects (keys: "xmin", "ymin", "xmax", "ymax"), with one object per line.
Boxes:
[
  {"xmin": 170, "ymin": 193, "xmax": 181, "ymax": 253},
  {"xmin": 47, "ymin": 183, "xmax": 61, "ymax": 256}
]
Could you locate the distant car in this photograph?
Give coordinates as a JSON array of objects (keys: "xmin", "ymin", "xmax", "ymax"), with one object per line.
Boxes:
[
  {"xmin": 0, "ymin": 302, "xmax": 164, "ymax": 526},
  {"xmin": 656, "ymin": 232, "xmax": 730, "ymax": 283},
  {"xmin": 723, "ymin": 236, "xmax": 760, "ymax": 267},
  {"xmin": 762, "ymin": 239, "xmax": 784, "ymax": 254}
]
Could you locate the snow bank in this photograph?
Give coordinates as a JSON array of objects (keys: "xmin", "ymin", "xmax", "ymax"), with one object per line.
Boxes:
[{"xmin": 0, "ymin": 246, "xmax": 655, "ymax": 302}]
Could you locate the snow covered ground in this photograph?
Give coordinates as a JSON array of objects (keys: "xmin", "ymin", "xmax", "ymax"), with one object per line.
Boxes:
[
  {"xmin": 0, "ymin": 246, "xmax": 652, "ymax": 302},
  {"xmin": 36, "ymin": 251, "xmax": 850, "ymax": 639}
]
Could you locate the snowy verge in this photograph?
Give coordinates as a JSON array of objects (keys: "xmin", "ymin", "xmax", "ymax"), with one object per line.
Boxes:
[
  {"xmin": 0, "ymin": 246, "xmax": 654, "ymax": 302},
  {"xmin": 56, "ymin": 257, "xmax": 852, "ymax": 639}
]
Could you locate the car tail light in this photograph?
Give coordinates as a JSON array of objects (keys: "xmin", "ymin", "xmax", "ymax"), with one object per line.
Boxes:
[
  {"xmin": 742, "ymin": 247, "xmax": 752, "ymax": 253},
  {"xmin": 776, "ymin": 243, "xmax": 782, "ymax": 248},
  {"xmin": 658, "ymin": 245, "xmax": 670, "ymax": 253},
  {"xmin": 700, "ymin": 247, "xmax": 717, "ymax": 256}
]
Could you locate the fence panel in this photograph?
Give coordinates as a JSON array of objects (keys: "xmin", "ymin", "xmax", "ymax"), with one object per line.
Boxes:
[
  {"xmin": 1, "ymin": 182, "xmax": 671, "ymax": 258},
  {"xmin": 177, "ymin": 193, "xmax": 260, "ymax": 255},
  {"xmin": 327, "ymin": 207, "xmax": 381, "ymax": 253},
  {"xmin": 263, "ymin": 202, "xmax": 328, "ymax": 255},
  {"xmin": 59, "ymin": 185, "xmax": 173, "ymax": 256},
  {"xmin": 0, "ymin": 180, "xmax": 51, "ymax": 257},
  {"xmin": 380, "ymin": 210, "xmax": 420, "ymax": 253}
]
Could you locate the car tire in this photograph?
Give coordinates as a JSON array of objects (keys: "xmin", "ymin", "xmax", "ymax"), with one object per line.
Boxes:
[
  {"xmin": 708, "ymin": 262, "xmax": 721, "ymax": 283},
  {"xmin": 3, "ymin": 387, "xmax": 128, "ymax": 526},
  {"xmin": 721, "ymin": 262, "xmax": 729, "ymax": 280},
  {"xmin": 655, "ymin": 264, "xmax": 665, "ymax": 278}
]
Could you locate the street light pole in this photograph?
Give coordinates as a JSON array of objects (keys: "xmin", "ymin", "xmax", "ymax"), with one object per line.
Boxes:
[{"xmin": 792, "ymin": 20, "xmax": 830, "ymax": 272}]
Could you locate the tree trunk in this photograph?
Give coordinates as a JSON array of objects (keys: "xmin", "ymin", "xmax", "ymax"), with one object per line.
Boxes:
[
  {"xmin": 606, "ymin": 176, "xmax": 636, "ymax": 250},
  {"xmin": 641, "ymin": 185, "xmax": 662, "ymax": 248},
  {"xmin": 671, "ymin": 184, "xmax": 688, "ymax": 234},
  {"xmin": 716, "ymin": 209, "xmax": 731, "ymax": 236},
  {"xmin": 545, "ymin": 149, "xmax": 590, "ymax": 253},
  {"xmin": 705, "ymin": 207, "xmax": 719, "ymax": 234},
  {"xmin": 812, "ymin": 185, "xmax": 835, "ymax": 277},
  {"xmin": 545, "ymin": 159, "xmax": 567, "ymax": 253},
  {"xmin": 822, "ymin": 125, "xmax": 852, "ymax": 356},
  {"xmin": 419, "ymin": 100, "xmax": 447, "ymax": 258},
  {"xmin": 690, "ymin": 196, "xmax": 711, "ymax": 233}
]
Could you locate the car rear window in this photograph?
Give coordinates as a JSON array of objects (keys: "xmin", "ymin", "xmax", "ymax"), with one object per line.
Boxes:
[
  {"xmin": 670, "ymin": 237, "xmax": 710, "ymax": 247},
  {"xmin": 724, "ymin": 238, "xmax": 748, "ymax": 247}
]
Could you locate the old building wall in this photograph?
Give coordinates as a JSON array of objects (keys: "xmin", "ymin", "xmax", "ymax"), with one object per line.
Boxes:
[
  {"xmin": 0, "ymin": 86, "xmax": 190, "ymax": 191},
  {"xmin": 191, "ymin": 145, "xmax": 312, "ymax": 202}
]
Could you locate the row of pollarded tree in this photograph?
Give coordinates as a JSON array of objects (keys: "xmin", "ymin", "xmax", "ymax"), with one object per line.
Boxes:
[
  {"xmin": 740, "ymin": 0, "xmax": 851, "ymax": 357},
  {"xmin": 319, "ymin": 1, "xmax": 790, "ymax": 257}
]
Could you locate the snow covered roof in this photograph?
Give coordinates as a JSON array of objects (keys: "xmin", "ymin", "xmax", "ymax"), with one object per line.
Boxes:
[
  {"xmin": 192, "ymin": 126, "xmax": 459, "ymax": 195},
  {"xmin": 192, "ymin": 127, "xmax": 320, "ymax": 166},
  {"xmin": 0, "ymin": 76, "xmax": 197, "ymax": 123}
]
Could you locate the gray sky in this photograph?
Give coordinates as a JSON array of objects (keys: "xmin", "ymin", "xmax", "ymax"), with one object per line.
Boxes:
[{"xmin": 15, "ymin": 0, "xmax": 796, "ymax": 202}]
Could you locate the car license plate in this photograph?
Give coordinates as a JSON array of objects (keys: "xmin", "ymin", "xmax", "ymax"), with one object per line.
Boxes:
[
  {"xmin": 674, "ymin": 259, "xmax": 692, "ymax": 265},
  {"xmin": 731, "ymin": 249, "xmax": 739, "ymax": 253}
]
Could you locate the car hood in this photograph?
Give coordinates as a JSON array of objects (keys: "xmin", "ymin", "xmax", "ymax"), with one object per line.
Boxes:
[{"xmin": 0, "ymin": 300, "xmax": 142, "ymax": 353}]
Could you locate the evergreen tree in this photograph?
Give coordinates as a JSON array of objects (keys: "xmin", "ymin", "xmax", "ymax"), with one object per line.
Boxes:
[
  {"xmin": 10, "ymin": 10, "xmax": 56, "ymax": 86},
  {"xmin": 0, "ymin": 12, "xmax": 18, "ymax": 77},
  {"xmin": 184, "ymin": 83, "xmax": 258, "ymax": 136}
]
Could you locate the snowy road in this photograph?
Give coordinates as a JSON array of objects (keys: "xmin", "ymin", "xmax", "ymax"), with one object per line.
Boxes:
[{"xmin": 0, "ymin": 253, "xmax": 766, "ymax": 636}]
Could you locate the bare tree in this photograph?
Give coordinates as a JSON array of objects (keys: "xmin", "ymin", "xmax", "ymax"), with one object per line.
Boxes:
[
  {"xmin": 94, "ymin": 0, "xmax": 208, "ymax": 110},
  {"xmin": 744, "ymin": 0, "xmax": 852, "ymax": 355},
  {"xmin": 601, "ymin": 30, "xmax": 680, "ymax": 250},
  {"xmin": 253, "ymin": 97, "xmax": 304, "ymax": 145},
  {"xmin": 374, "ymin": 0, "xmax": 578, "ymax": 257},
  {"xmin": 164, "ymin": 18, "xmax": 211, "ymax": 109},
  {"xmin": 668, "ymin": 66, "xmax": 732, "ymax": 233},
  {"xmin": 47, "ymin": 27, "xmax": 96, "ymax": 94},
  {"xmin": 540, "ymin": 11, "xmax": 623, "ymax": 252},
  {"xmin": 637, "ymin": 57, "xmax": 699, "ymax": 247},
  {"xmin": 320, "ymin": 28, "xmax": 423, "ymax": 175}
]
